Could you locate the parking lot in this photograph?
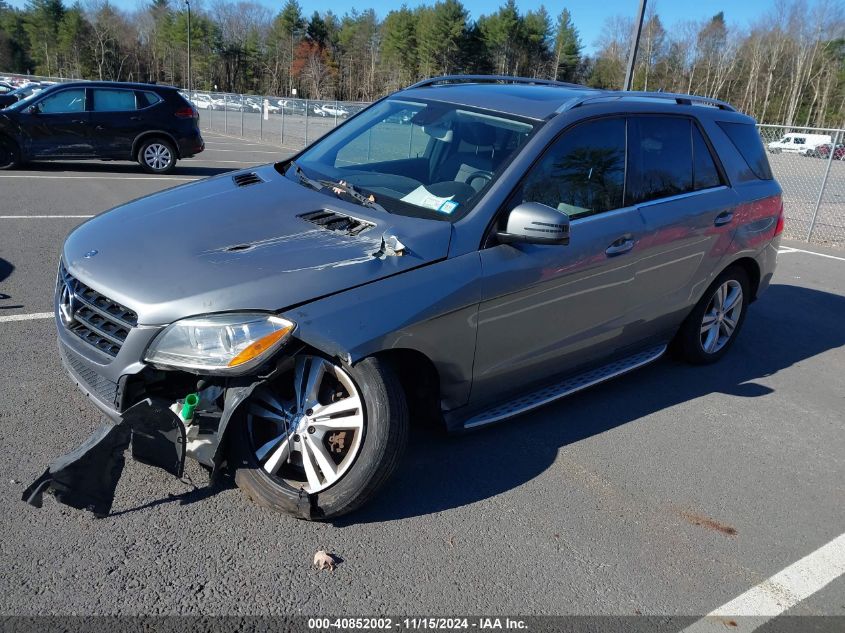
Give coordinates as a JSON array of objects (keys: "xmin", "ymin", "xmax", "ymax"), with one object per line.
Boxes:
[{"xmin": 0, "ymin": 133, "xmax": 843, "ymax": 626}]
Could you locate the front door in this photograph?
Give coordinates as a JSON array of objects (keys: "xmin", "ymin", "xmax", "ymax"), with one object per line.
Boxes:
[
  {"xmin": 471, "ymin": 116, "xmax": 645, "ymax": 406},
  {"xmin": 21, "ymin": 87, "xmax": 91, "ymax": 157}
]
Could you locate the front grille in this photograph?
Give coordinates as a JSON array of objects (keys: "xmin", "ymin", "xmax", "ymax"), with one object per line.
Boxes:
[
  {"xmin": 60, "ymin": 341, "xmax": 121, "ymax": 408},
  {"xmin": 59, "ymin": 263, "xmax": 137, "ymax": 358}
]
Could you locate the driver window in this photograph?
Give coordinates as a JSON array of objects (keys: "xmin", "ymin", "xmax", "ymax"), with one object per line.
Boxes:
[
  {"xmin": 335, "ymin": 107, "xmax": 428, "ymax": 167},
  {"xmin": 520, "ymin": 117, "xmax": 626, "ymax": 220},
  {"xmin": 38, "ymin": 89, "xmax": 85, "ymax": 114}
]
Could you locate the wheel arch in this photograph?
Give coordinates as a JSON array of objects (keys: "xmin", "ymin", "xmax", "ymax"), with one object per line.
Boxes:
[
  {"xmin": 132, "ymin": 131, "xmax": 181, "ymax": 160},
  {"xmin": 723, "ymin": 256, "xmax": 761, "ymax": 301},
  {"xmin": 370, "ymin": 348, "xmax": 444, "ymax": 429}
]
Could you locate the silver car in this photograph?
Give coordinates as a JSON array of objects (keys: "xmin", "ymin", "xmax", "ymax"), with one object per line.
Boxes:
[{"xmin": 40, "ymin": 76, "xmax": 784, "ymax": 519}]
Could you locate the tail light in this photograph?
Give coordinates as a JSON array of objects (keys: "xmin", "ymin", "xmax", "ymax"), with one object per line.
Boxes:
[
  {"xmin": 175, "ymin": 106, "xmax": 198, "ymax": 119},
  {"xmin": 774, "ymin": 198, "xmax": 785, "ymax": 236}
]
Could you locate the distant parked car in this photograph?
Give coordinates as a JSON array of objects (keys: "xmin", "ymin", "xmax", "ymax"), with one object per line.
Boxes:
[
  {"xmin": 767, "ymin": 132, "xmax": 831, "ymax": 154},
  {"xmin": 312, "ymin": 102, "xmax": 349, "ymax": 118},
  {"xmin": 0, "ymin": 81, "xmax": 204, "ymax": 173},
  {"xmin": 0, "ymin": 84, "xmax": 43, "ymax": 108},
  {"xmin": 191, "ymin": 93, "xmax": 226, "ymax": 111},
  {"xmin": 281, "ymin": 99, "xmax": 307, "ymax": 116},
  {"xmin": 0, "ymin": 81, "xmax": 14, "ymax": 95},
  {"xmin": 808, "ymin": 143, "xmax": 845, "ymax": 160}
]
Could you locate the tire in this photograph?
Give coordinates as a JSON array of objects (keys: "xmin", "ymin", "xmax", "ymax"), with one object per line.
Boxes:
[
  {"xmin": 0, "ymin": 136, "xmax": 20, "ymax": 170},
  {"xmin": 232, "ymin": 354, "xmax": 409, "ymax": 520},
  {"xmin": 137, "ymin": 137, "xmax": 176, "ymax": 174},
  {"xmin": 676, "ymin": 266, "xmax": 750, "ymax": 365}
]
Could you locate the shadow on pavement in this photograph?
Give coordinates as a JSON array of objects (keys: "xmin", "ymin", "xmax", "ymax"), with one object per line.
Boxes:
[
  {"xmin": 17, "ymin": 161, "xmax": 237, "ymax": 177},
  {"xmin": 340, "ymin": 283, "xmax": 845, "ymax": 525}
]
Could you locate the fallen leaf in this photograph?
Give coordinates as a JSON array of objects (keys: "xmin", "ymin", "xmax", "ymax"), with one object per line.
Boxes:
[{"xmin": 313, "ymin": 550, "xmax": 336, "ymax": 571}]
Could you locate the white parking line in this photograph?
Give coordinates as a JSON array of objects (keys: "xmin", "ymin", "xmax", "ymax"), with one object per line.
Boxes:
[
  {"xmin": 0, "ymin": 312, "xmax": 53, "ymax": 323},
  {"xmin": 681, "ymin": 532, "xmax": 845, "ymax": 632},
  {"xmin": 203, "ymin": 147, "xmax": 280, "ymax": 155},
  {"xmin": 779, "ymin": 246, "xmax": 845, "ymax": 262},
  {"xmin": 0, "ymin": 215, "xmax": 94, "ymax": 219},
  {"xmin": 0, "ymin": 174, "xmax": 199, "ymax": 181}
]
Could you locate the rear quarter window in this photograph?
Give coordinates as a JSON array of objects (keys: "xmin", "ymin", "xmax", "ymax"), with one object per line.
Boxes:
[{"xmin": 717, "ymin": 121, "xmax": 773, "ymax": 180}]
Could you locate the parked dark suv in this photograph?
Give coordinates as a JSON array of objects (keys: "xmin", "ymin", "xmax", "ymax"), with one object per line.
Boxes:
[
  {"xmin": 26, "ymin": 76, "xmax": 784, "ymax": 520},
  {"xmin": 0, "ymin": 81, "xmax": 204, "ymax": 173}
]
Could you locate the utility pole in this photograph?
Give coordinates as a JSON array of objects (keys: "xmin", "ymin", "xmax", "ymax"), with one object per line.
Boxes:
[
  {"xmin": 185, "ymin": 0, "xmax": 192, "ymax": 98},
  {"xmin": 623, "ymin": 0, "xmax": 647, "ymax": 91}
]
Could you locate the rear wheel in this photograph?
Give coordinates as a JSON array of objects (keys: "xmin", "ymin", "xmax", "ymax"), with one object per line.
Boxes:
[
  {"xmin": 677, "ymin": 266, "xmax": 750, "ymax": 365},
  {"xmin": 138, "ymin": 137, "xmax": 176, "ymax": 174},
  {"xmin": 0, "ymin": 136, "xmax": 20, "ymax": 170},
  {"xmin": 232, "ymin": 354, "xmax": 409, "ymax": 519}
]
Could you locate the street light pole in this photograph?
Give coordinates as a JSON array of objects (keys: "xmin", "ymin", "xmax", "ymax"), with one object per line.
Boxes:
[
  {"xmin": 623, "ymin": 0, "xmax": 647, "ymax": 91},
  {"xmin": 185, "ymin": 0, "xmax": 192, "ymax": 98}
]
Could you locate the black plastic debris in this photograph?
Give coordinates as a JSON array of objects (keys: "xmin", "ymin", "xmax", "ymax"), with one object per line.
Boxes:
[{"xmin": 21, "ymin": 398, "xmax": 186, "ymax": 518}]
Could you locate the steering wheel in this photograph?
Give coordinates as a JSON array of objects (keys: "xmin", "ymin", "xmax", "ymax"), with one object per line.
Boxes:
[{"xmin": 464, "ymin": 171, "xmax": 493, "ymax": 190}]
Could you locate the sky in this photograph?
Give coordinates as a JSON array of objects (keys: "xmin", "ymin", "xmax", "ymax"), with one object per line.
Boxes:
[{"xmin": 6, "ymin": 0, "xmax": 777, "ymax": 54}]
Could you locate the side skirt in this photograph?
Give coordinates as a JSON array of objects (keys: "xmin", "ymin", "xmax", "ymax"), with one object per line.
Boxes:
[{"xmin": 461, "ymin": 344, "xmax": 668, "ymax": 431}]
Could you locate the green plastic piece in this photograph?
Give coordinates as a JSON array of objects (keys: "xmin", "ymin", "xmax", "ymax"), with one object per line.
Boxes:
[{"xmin": 181, "ymin": 393, "xmax": 200, "ymax": 420}]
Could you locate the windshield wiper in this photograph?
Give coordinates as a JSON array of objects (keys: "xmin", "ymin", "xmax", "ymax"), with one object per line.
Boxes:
[
  {"xmin": 318, "ymin": 178, "xmax": 387, "ymax": 214},
  {"xmin": 286, "ymin": 160, "xmax": 324, "ymax": 193}
]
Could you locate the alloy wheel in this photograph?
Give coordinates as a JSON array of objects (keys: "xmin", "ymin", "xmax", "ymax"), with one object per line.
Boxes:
[
  {"xmin": 143, "ymin": 143, "xmax": 172, "ymax": 171},
  {"xmin": 246, "ymin": 356, "xmax": 365, "ymax": 494},
  {"xmin": 700, "ymin": 279, "xmax": 743, "ymax": 354}
]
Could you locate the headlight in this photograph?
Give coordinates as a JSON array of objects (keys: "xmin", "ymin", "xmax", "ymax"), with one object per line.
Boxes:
[{"xmin": 144, "ymin": 313, "xmax": 295, "ymax": 374}]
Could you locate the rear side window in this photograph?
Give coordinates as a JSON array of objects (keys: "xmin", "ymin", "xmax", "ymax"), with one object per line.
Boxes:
[
  {"xmin": 92, "ymin": 89, "xmax": 137, "ymax": 112},
  {"xmin": 626, "ymin": 116, "xmax": 693, "ymax": 204},
  {"xmin": 521, "ymin": 117, "xmax": 625, "ymax": 219},
  {"xmin": 138, "ymin": 91, "xmax": 163, "ymax": 108},
  {"xmin": 717, "ymin": 122, "xmax": 773, "ymax": 180},
  {"xmin": 692, "ymin": 125, "xmax": 722, "ymax": 190}
]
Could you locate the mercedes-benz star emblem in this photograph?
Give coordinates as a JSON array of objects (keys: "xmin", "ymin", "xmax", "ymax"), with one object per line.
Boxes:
[
  {"xmin": 84, "ymin": 250, "xmax": 98, "ymax": 258},
  {"xmin": 59, "ymin": 281, "xmax": 76, "ymax": 326}
]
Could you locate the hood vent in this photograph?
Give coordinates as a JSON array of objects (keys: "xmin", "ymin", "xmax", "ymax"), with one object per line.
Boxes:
[
  {"xmin": 299, "ymin": 210, "xmax": 374, "ymax": 236},
  {"xmin": 232, "ymin": 172, "xmax": 264, "ymax": 187}
]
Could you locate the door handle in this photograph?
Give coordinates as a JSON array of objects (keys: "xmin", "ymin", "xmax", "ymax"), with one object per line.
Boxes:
[
  {"xmin": 606, "ymin": 237, "xmax": 635, "ymax": 256},
  {"xmin": 71, "ymin": 119, "xmax": 86, "ymax": 124},
  {"xmin": 95, "ymin": 125, "xmax": 105, "ymax": 131},
  {"xmin": 129, "ymin": 116, "xmax": 141, "ymax": 121},
  {"xmin": 714, "ymin": 210, "xmax": 735, "ymax": 226}
]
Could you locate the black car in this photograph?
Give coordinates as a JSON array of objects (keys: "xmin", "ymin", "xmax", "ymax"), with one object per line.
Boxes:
[{"xmin": 0, "ymin": 81, "xmax": 204, "ymax": 173}]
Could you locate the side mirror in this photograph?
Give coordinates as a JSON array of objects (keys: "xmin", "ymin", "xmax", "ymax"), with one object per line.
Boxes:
[
  {"xmin": 27, "ymin": 103, "xmax": 41, "ymax": 115},
  {"xmin": 497, "ymin": 202, "xmax": 570, "ymax": 246}
]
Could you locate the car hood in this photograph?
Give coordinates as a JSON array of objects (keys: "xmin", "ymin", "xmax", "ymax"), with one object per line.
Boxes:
[{"xmin": 63, "ymin": 164, "xmax": 452, "ymax": 325}]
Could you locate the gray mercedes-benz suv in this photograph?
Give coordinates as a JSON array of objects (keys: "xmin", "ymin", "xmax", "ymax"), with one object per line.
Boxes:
[{"xmin": 44, "ymin": 76, "xmax": 783, "ymax": 519}]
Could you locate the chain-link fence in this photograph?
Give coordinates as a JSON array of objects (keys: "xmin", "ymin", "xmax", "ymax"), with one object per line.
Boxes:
[
  {"xmin": 3, "ymin": 72, "xmax": 845, "ymax": 247},
  {"xmin": 183, "ymin": 90, "xmax": 369, "ymax": 149},
  {"xmin": 757, "ymin": 125, "xmax": 845, "ymax": 247}
]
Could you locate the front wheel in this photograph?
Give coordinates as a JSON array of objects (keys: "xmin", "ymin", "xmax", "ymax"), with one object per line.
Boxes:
[
  {"xmin": 0, "ymin": 136, "xmax": 20, "ymax": 170},
  {"xmin": 232, "ymin": 354, "xmax": 409, "ymax": 519},
  {"xmin": 676, "ymin": 266, "xmax": 750, "ymax": 365},
  {"xmin": 138, "ymin": 138, "xmax": 176, "ymax": 174}
]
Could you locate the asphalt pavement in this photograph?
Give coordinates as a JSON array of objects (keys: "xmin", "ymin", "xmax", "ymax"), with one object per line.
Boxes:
[{"xmin": 0, "ymin": 134, "xmax": 843, "ymax": 624}]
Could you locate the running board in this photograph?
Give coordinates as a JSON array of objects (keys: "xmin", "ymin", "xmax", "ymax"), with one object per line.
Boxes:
[{"xmin": 463, "ymin": 344, "xmax": 668, "ymax": 430}]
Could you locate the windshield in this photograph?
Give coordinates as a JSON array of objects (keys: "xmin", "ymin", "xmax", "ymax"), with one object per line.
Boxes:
[
  {"xmin": 286, "ymin": 98, "xmax": 537, "ymax": 221},
  {"xmin": 6, "ymin": 87, "xmax": 43, "ymax": 110}
]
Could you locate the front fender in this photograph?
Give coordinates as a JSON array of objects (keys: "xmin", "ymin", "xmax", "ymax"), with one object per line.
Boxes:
[{"xmin": 284, "ymin": 252, "xmax": 483, "ymax": 411}]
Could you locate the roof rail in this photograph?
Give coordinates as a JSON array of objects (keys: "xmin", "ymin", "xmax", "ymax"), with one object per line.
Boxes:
[
  {"xmin": 408, "ymin": 75, "xmax": 585, "ymax": 90},
  {"xmin": 561, "ymin": 90, "xmax": 736, "ymax": 112}
]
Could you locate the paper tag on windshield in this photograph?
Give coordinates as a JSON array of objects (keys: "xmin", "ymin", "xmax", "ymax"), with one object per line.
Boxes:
[{"xmin": 400, "ymin": 185, "xmax": 454, "ymax": 210}]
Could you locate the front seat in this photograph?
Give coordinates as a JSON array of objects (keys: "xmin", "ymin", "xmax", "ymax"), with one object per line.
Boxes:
[{"xmin": 436, "ymin": 122, "xmax": 497, "ymax": 192}]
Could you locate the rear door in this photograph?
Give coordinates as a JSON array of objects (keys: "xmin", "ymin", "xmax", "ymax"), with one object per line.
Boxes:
[
  {"xmin": 21, "ymin": 87, "xmax": 91, "ymax": 157},
  {"xmin": 623, "ymin": 115, "xmax": 738, "ymax": 339},
  {"xmin": 89, "ymin": 88, "xmax": 150, "ymax": 159}
]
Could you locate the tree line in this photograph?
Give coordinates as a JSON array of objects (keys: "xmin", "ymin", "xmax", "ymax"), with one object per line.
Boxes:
[{"xmin": 0, "ymin": 0, "xmax": 843, "ymax": 127}]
